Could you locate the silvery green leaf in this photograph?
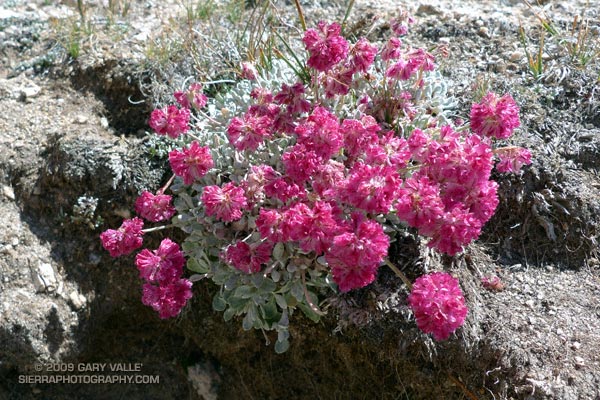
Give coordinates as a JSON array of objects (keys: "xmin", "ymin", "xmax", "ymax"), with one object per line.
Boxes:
[
  {"xmin": 284, "ymin": 291, "xmax": 298, "ymax": 308},
  {"xmin": 298, "ymin": 302, "xmax": 320, "ymax": 323},
  {"xmin": 277, "ymin": 326, "xmax": 289, "ymax": 341},
  {"xmin": 212, "ymin": 294, "xmax": 226, "ymax": 311},
  {"xmin": 189, "ymin": 274, "xmax": 207, "ymax": 282},
  {"xmin": 242, "ymin": 307, "xmax": 255, "ymax": 331},
  {"xmin": 290, "ymin": 281, "xmax": 304, "ymax": 302},
  {"xmin": 187, "ymin": 258, "xmax": 209, "ymax": 274},
  {"xmin": 261, "ymin": 297, "xmax": 279, "ymax": 323},
  {"xmin": 228, "ymin": 295, "xmax": 249, "ymax": 311},
  {"xmin": 234, "ymin": 285, "xmax": 254, "ymax": 299},
  {"xmin": 258, "ymin": 278, "xmax": 277, "ymax": 293},
  {"xmin": 224, "ymin": 275, "xmax": 239, "ymax": 291},
  {"xmin": 316, "ymin": 256, "xmax": 327, "ymax": 266},
  {"xmin": 274, "ymin": 339, "xmax": 290, "ymax": 354},
  {"xmin": 223, "ymin": 307, "xmax": 236, "ymax": 322},
  {"xmin": 286, "ymin": 263, "xmax": 297, "ymax": 273},
  {"xmin": 271, "ymin": 269, "xmax": 281, "ymax": 282},
  {"xmin": 272, "ymin": 242, "xmax": 285, "ymax": 262},
  {"xmin": 274, "ymin": 294, "xmax": 287, "ymax": 309},
  {"xmin": 250, "ymin": 273, "xmax": 265, "ymax": 288}
]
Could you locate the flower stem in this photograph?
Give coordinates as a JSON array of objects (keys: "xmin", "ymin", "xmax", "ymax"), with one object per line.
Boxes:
[
  {"xmin": 158, "ymin": 174, "xmax": 176, "ymax": 195},
  {"xmin": 384, "ymin": 258, "xmax": 413, "ymax": 290},
  {"xmin": 142, "ymin": 224, "xmax": 173, "ymax": 233}
]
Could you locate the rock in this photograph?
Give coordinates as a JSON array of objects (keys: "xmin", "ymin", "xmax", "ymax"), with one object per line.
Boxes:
[
  {"xmin": 2, "ymin": 185, "xmax": 15, "ymax": 200},
  {"xmin": 74, "ymin": 115, "xmax": 88, "ymax": 124},
  {"xmin": 416, "ymin": 5, "xmax": 442, "ymax": 16},
  {"xmin": 32, "ymin": 262, "xmax": 58, "ymax": 293},
  {"xmin": 509, "ymin": 50, "xmax": 524, "ymax": 62},
  {"xmin": 187, "ymin": 362, "xmax": 221, "ymax": 400},
  {"xmin": 69, "ymin": 290, "xmax": 86, "ymax": 310}
]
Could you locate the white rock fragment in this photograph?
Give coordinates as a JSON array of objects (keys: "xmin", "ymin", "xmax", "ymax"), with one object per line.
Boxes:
[
  {"xmin": 2, "ymin": 185, "xmax": 15, "ymax": 200},
  {"xmin": 69, "ymin": 291, "xmax": 87, "ymax": 310},
  {"xmin": 32, "ymin": 262, "xmax": 58, "ymax": 293}
]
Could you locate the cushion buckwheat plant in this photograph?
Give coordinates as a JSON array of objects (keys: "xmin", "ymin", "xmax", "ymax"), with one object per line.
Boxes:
[{"xmin": 101, "ymin": 12, "xmax": 531, "ymax": 350}]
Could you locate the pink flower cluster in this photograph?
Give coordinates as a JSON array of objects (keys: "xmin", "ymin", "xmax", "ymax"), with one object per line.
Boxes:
[
  {"xmin": 135, "ymin": 191, "xmax": 176, "ymax": 222},
  {"xmin": 149, "ymin": 105, "xmax": 190, "ymax": 138},
  {"xmin": 396, "ymin": 126, "xmax": 500, "ymax": 255},
  {"xmin": 169, "ymin": 141, "xmax": 214, "ymax": 185},
  {"xmin": 224, "ymin": 241, "xmax": 273, "ymax": 274},
  {"xmin": 408, "ymin": 272, "xmax": 468, "ymax": 340},
  {"xmin": 100, "ymin": 217, "xmax": 144, "ymax": 257},
  {"xmin": 149, "ymin": 82, "xmax": 210, "ymax": 139},
  {"xmin": 174, "ymin": 82, "xmax": 208, "ymax": 111},
  {"xmin": 136, "ymin": 239, "xmax": 192, "ymax": 319},
  {"xmin": 494, "ymin": 146, "xmax": 531, "ymax": 173},
  {"xmin": 470, "ymin": 92, "xmax": 520, "ymax": 139},
  {"xmin": 303, "ymin": 22, "xmax": 349, "ymax": 72}
]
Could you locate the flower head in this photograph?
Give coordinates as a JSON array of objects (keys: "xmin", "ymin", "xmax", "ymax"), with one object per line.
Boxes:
[
  {"xmin": 100, "ymin": 217, "xmax": 144, "ymax": 258},
  {"xmin": 470, "ymin": 92, "xmax": 520, "ymax": 139},
  {"xmin": 224, "ymin": 241, "xmax": 273, "ymax": 274},
  {"xmin": 174, "ymin": 83, "xmax": 208, "ymax": 110},
  {"xmin": 142, "ymin": 278, "xmax": 193, "ymax": 319},
  {"xmin": 227, "ymin": 113, "xmax": 273, "ymax": 151},
  {"xmin": 135, "ymin": 191, "xmax": 176, "ymax": 222},
  {"xmin": 135, "ymin": 238, "xmax": 185, "ymax": 285},
  {"xmin": 326, "ymin": 216, "xmax": 389, "ymax": 292},
  {"xmin": 303, "ymin": 21, "xmax": 349, "ymax": 72},
  {"xmin": 495, "ymin": 146, "xmax": 531, "ymax": 173},
  {"xmin": 201, "ymin": 182, "xmax": 248, "ymax": 222},
  {"xmin": 169, "ymin": 142, "xmax": 214, "ymax": 185},
  {"xmin": 148, "ymin": 105, "xmax": 190, "ymax": 138},
  {"xmin": 408, "ymin": 272, "xmax": 468, "ymax": 340}
]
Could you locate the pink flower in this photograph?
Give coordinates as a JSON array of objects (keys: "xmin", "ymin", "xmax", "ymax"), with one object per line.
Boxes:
[
  {"xmin": 148, "ymin": 105, "xmax": 190, "ymax": 138},
  {"xmin": 365, "ymin": 131, "xmax": 410, "ymax": 169},
  {"xmin": 174, "ymin": 83, "xmax": 208, "ymax": 110},
  {"xmin": 323, "ymin": 68, "xmax": 354, "ymax": 98},
  {"xmin": 340, "ymin": 116, "xmax": 381, "ymax": 162},
  {"xmin": 298, "ymin": 201, "xmax": 341, "ymax": 255},
  {"xmin": 339, "ymin": 163, "xmax": 401, "ymax": 214},
  {"xmin": 326, "ymin": 216, "xmax": 389, "ymax": 292},
  {"xmin": 349, "ymin": 38, "xmax": 378, "ymax": 73},
  {"xmin": 295, "ymin": 106, "xmax": 342, "ymax": 159},
  {"xmin": 386, "ymin": 58, "xmax": 416, "ymax": 81},
  {"xmin": 224, "ymin": 241, "xmax": 273, "ymax": 274},
  {"xmin": 311, "ymin": 160, "xmax": 345, "ymax": 200},
  {"xmin": 381, "ymin": 37, "xmax": 402, "ymax": 61},
  {"xmin": 303, "ymin": 21, "xmax": 349, "ymax": 72},
  {"xmin": 395, "ymin": 177, "xmax": 445, "ymax": 236},
  {"xmin": 274, "ymin": 83, "xmax": 311, "ymax": 114},
  {"xmin": 168, "ymin": 142, "xmax": 214, "ymax": 185},
  {"xmin": 281, "ymin": 144, "xmax": 322, "ymax": 184},
  {"xmin": 495, "ymin": 146, "xmax": 531, "ymax": 173},
  {"xmin": 135, "ymin": 191, "xmax": 176, "ymax": 222},
  {"xmin": 241, "ymin": 62, "xmax": 258, "ymax": 80},
  {"xmin": 481, "ymin": 275, "xmax": 505, "ymax": 291},
  {"xmin": 100, "ymin": 217, "xmax": 144, "ymax": 258},
  {"xmin": 264, "ymin": 177, "xmax": 307, "ymax": 204},
  {"xmin": 427, "ymin": 207, "xmax": 482, "ymax": 256},
  {"xmin": 135, "ymin": 238, "xmax": 185, "ymax": 284},
  {"xmin": 470, "ymin": 92, "xmax": 520, "ymax": 139},
  {"xmin": 408, "ymin": 272, "xmax": 468, "ymax": 341},
  {"xmin": 227, "ymin": 113, "xmax": 273, "ymax": 151},
  {"xmin": 256, "ymin": 208, "xmax": 286, "ymax": 242},
  {"xmin": 201, "ymin": 182, "xmax": 248, "ymax": 222},
  {"xmin": 142, "ymin": 278, "xmax": 193, "ymax": 319},
  {"xmin": 244, "ymin": 164, "xmax": 278, "ymax": 203}
]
